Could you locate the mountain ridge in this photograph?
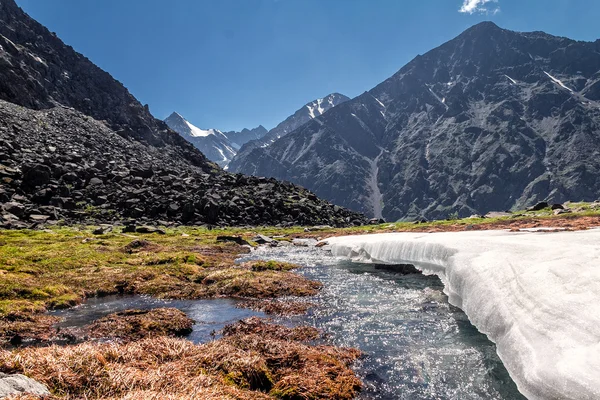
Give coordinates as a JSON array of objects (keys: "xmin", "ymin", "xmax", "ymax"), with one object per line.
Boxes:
[
  {"xmin": 228, "ymin": 92, "xmax": 349, "ymax": 173},
  {"xmin": 238, "ymin": 22, "xmax": 600, "ymax": 220}
]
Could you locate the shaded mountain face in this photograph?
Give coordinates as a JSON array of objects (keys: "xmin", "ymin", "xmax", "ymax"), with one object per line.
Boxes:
[
  {"xmin": 227, "ymin": 93, "xmax": 349, "ymax": 173},
  {"xmin": 240, "ymin": 22, "xmax": 600, "ymax": 220},
  {"xmin": 0, "ymin": 0, "xmax": 367, "ymax": 227},
  {"xmin": 164, "ymin": 112, "xmax": 236, "ymax": 167}
]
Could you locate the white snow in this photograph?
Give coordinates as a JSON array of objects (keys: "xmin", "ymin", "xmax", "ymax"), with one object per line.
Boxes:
[
  {"xmin": 307, "ymin": 98, "xmax": 327, "ymax": 119},
  {"xmin": 214, "ymin": 146, "xmax": 228, "ymax": 162},
  {"xmin": 373, "ymin": 97, "xmax": 386, "ymax": 109},
  {"xmin": 543, "ymin": 71, "xmax": 574, "ymax": 92},
  {"xmin": 184, "ymin": 120, "xmax": 216, "ymax": 137},
  {"xmin": 505, "ymin": 75, "xmax": 518, "ymax": 85},
  {"xmin": 317, "ymin": 98, "xmax": 325, "ymax": 115},
  {"xmin": 323, "ymin": 230, "xmax": 600, "ymax": 400},
  {"xmin": 427, "ymin": 87, "xmax": 449, "ymax": 110}
]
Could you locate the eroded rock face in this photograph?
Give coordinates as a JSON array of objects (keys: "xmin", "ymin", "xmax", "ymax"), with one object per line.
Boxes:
[
  {"xmin": 240, "ymin": 22, "xmax": 600, "ymax": 220},
  {"xmin": 0, "ymin": 372, "xmax": 50, "ymax": 398},
  {"xmin": 0, "ymin": 0, "xmax": 367, "ymax": 228}
]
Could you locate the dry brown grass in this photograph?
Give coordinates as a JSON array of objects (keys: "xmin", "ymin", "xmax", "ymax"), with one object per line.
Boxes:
[
  {"xmin": 0, "ymin": 318, "xmax": 361, "ymax": 400},
  {"xmin": 87, "ymin": 308, "xmax": 193, "ymax": 341},
  {"xmin": 0, "ymin": 314, "xmax": 60, "ymax": 346}
]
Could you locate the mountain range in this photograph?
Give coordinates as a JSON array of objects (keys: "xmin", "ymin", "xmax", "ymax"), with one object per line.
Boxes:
[
  {"xmin": 233, "ymin": 22, "xmax": 600, "ymax": 220},
  {"xmin": 228, "ymin": 93, "xmax": 349, "ymax": 172},
  {"xmin": 167, "ymin": 93, "xmax": 348, "ymax": 169},
  {"xmin": 0, "ymin": 0, "xmax": 366, "ymax": 228}
]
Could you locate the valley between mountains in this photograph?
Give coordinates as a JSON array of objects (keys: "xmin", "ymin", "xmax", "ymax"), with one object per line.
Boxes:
[{"xmin": 1, "ymin": 1, "xmax": 600, "ymax": 400}]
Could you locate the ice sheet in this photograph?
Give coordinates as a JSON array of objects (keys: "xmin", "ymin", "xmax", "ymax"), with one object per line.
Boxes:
[{"xmin": 323, "ymin": 230, "xmax": 600, "ymax": 400}]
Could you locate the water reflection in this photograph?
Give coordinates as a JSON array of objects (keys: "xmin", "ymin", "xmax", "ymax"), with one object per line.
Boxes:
[{"xmin": 50, "ymin": 296, "xmax": 264, "ymax": 343}]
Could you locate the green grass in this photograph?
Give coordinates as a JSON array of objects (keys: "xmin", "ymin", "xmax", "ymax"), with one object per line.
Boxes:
[
  {"xmin": 0, "ymin": 227, "xmax": 318, "ymax": 322},
  {"xmin": 1, "ymin": 202, "xmax": 598, "ymax": 320}
]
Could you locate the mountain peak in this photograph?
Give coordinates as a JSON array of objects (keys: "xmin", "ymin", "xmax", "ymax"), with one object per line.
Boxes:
[
  {"xmin": 457, "ymin": 21, "xmax": 506, "ymax": 40},
  {"xmin": 167, "ymin": 111, "xmax": 185, "ymax": 121}
]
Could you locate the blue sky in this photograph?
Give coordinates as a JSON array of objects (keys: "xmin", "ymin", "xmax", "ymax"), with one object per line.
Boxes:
[{"xmin": 16, "ymin": 0, "xmax": 600, "ymax": 131}]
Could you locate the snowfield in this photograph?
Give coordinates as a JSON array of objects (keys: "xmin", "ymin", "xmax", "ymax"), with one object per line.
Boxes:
[{"xmin": 323, "ymin": 230, "xmax": 600, "ymax": 400}]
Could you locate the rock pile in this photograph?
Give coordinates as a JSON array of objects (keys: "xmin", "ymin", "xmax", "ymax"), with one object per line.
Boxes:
[{"xmin": 0, "ymin": 101, "xmax": 367, "ymax": 228}]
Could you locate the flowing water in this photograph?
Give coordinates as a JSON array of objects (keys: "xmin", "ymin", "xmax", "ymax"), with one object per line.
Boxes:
[
  {"xmin": 238, "ymin": 245, "xmax": 526, "ymax": 400},
  {"xmin": 51, "ymin": 244, "xmax": 526, "ymax": 399}
]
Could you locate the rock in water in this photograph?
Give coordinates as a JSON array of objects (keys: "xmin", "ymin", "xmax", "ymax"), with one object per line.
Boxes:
[{"xmin": 0, "ymin": 373, "xmax": 50, "ymax": 397}]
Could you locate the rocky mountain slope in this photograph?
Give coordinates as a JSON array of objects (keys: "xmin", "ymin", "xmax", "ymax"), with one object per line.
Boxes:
[
  {"xmin": 0, "ymin": 0, "xmax": 367, "ymax": 228},
  {"xmin": 241, "ymin": 22, "xmax": 600, "ymax": 220},
  {"xmin": 227, "ymin": 93, "xmax": 349, "ymax": 173},
  {"xmin": 164, "ymin": 112, "xmax": 237, "ymax": 167}
]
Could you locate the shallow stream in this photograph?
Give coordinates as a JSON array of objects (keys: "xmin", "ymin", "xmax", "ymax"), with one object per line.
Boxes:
[
  {"xmin": 238, "ymin": 245, "xmax": 526, "ymax": 400},
  {"xmin": 50, "ymin": 296, "xmax": 265, "ymax": 343},
  {"xmin": 51, "ymin": 245, "xmax": 525, "ymax": 399}
]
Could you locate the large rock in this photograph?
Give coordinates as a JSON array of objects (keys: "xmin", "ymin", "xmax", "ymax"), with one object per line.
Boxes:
[{"xmin": 0, "ymin": 372, "xmax": 50, "ymax": 398}]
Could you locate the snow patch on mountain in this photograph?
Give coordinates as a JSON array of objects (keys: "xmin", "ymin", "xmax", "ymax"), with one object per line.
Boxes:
[{"xmin": 544, "ymin": 71, "xmax": 574, "ymax": 92}]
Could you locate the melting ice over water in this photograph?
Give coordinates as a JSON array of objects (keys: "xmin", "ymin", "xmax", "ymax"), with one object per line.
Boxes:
[{"xmin": 324, "ymin": 230, "xmax": 600, "ymax": 400}]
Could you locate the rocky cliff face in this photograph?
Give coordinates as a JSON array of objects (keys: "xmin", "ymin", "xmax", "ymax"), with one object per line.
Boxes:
[
  {"xmin": 228, "ymin": 93, "xmax": 349, "ymax": 173},
  {"xmin": 0, "ymin": 0, "xmax": 367, "ymax": 227},
  {"xmin": 241, "ymin": 22, "xmax": 600, "ymax": 220}
]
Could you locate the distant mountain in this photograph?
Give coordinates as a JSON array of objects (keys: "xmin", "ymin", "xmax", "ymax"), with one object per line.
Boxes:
[
  {"xmin": 164, "ymin": 112, "xmax": 236, "ymax": 167},
  {"xmin": 227, "ymin": 93, "xmax": 349, "ymax": 172},
  {"xmin": 0, "ymin": 0, "xmax": 367, "ymax": 228},
  {"xmin": 238, "ymin": 22, "xmax": 600, "ymax": 221},
  {"xmin": 224, "ymin": 126, "xmax": 268, "ymax": 149}
]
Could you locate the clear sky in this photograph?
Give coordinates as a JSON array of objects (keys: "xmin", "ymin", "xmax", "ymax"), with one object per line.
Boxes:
[{"xmin": 16, "ymin": 0, "xmax": 600, "ymax": 131}]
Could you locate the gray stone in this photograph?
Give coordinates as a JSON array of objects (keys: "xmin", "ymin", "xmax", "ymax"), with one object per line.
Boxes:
[
  {"xmin": 0, "ymin": 372, "xmax": 50, "ymax": 397},
  {"xmin": 29, "ymin": 214, "xmax": 50, "ymax": 222},
  {"xmin": 88, "ymin": 177, "xmax": 103, "ymax": 186},
  {"xmin": 253, "ymin": 234, "xmax": 274, "ymax": 244},
  {"xmin": 2, "ymin": 202, "xmax": 24, "ymax": 217},
  {"xmin": 485, "ymin": 212, "xmax": 512, "ymax": 219}
]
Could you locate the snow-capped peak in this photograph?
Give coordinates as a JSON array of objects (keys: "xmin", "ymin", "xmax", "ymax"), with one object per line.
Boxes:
[{"xmin": 165, "ymin": 112, "xmax": 225, "ymax": 139}]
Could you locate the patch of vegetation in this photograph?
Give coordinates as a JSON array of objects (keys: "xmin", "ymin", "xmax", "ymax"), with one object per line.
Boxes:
[
  {"xmin": 0, "ymin": 228, "xmax": 320, "ymax": 345},
  {"xmin": 87, "ymin": 308, "xmax": 194, "ymax": 341},
  {"xmin": 247, "ymin": 260, "xmax": 299, "ymax": 272},
  {"xmin": 0, "ymin": 317, "xmax": 362, "ymax": 400}
]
